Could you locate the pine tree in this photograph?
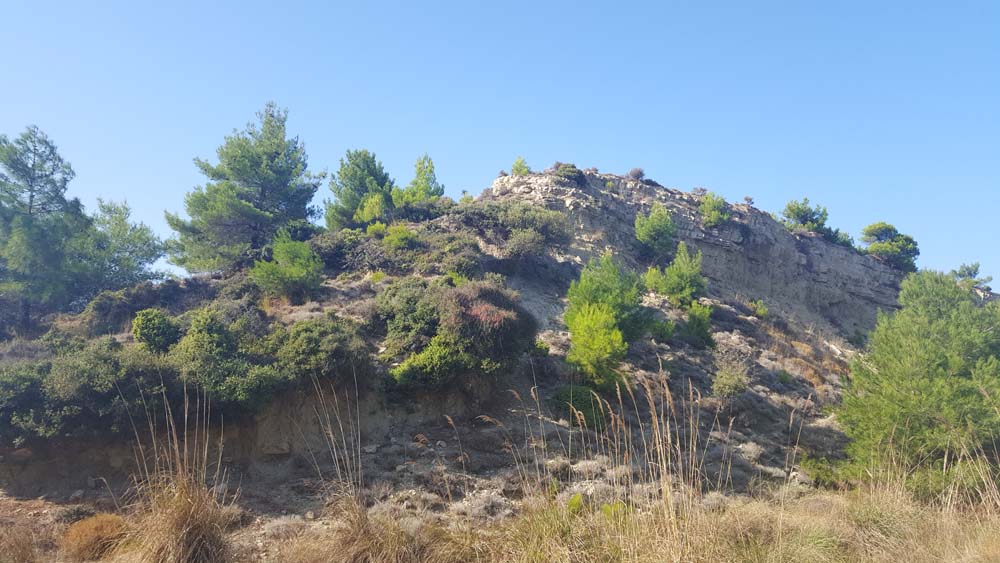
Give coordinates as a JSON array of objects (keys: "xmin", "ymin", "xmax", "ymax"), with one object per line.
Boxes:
[
  {"xmin": 165, "ymin": 102, "xmax": 322, "ymax": 271},
  {"xmin": 392, "ymin": 154, "xmax": 444, "ymax": 208},
  {"xmin": 325, "ymin": 149, "xmax": 395, "ymax": 229}
]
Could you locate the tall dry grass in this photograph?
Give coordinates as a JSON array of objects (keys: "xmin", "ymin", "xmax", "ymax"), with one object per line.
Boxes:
[
  {"xmin": 274, "ymin": 361, "xmax": 1000, "ymax": 562},
  {"xmin": 114, "ymin": 384, "xmax": 240, "ymax": 563}
]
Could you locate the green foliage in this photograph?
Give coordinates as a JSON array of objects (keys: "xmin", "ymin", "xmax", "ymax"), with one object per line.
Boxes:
[
  {"xmin": 504, "ymin": 228, "xmax": 545, "ymax": 259},
  {"xmin": 566, "ymin": 302, "xmax": 627, "ymax": 388},
  {"xmin": 366, "ymin": 221, "xmax": 387, "ymax": 238},
  {"xmin": 165, "ymin": 103, "xmax": 321, "ymax": 271},
  {"xmin": 250, "ymin": 232, "xmax": 324, "ymax": 304},
  {"xmin": 634, "ymin": 203, "xmax": 676, "ymax": 259},
  {"xmin": 325, "ymin": 149, "xmax": 395, "ymax": 229},
  {"xmin": 748, "ymin": 299, "xmax": 769, "ymax": 319},
  {"xmin": 780, "ymin": 198, "xmax": 854, "ymax": 247},
  {"xmin": 551, "ymin": 386, "xmax": 606, "ymax": 430},
  {"xmin": 650, "ymin": 319, "xmax": 675, "ymax": 342},
  {"xmin": 383, "ymin": 225, "xmax": 418, "ymax": 250},
  {"xmin": 712, "ymin": 354, "xmax": 750, "ymax": 399},
  {"xmin": 378, "ymin": 277, "xmax": 536, "ymax": 387},
  {"xmin": 861, "ymin": 222, "xmax": 919, "ymax": 272},
  {"xmin": 511, "ymin": 156, "xmax": 530, "ymax": 177},
  {"xmin": 392, "ymin": 154, "xmax": 444, "ymax": 209},
  {"xmin": 781, "ymin": 198, "xmax": 829, "ymax": 233},
  {"xmin": 553, "ymin": 162, "xmax": 586, "ymax": 185},
  {"xmin": 644, "ymin": 242, "xmax": 706, "ymax": 307},
  {"xmin": 567, "ymin": 492, "xmax": 585, "ymax": 515},
  {"xmin": 679, "ymin": 301, "xmax": 714, "ymax": 348},
  {"xmin": 951, "ymin": 263, "xmax": 992, "ymax": 293},
  {"xmin": 131, "ymin": 309, "xmax": 181, "ymax": 353},
  {"xmin": 566, "ymin": 253, "xmax": 646, "ymax": 340},
  {"xmin": 370, "ymin": 270, "xmax": 387, "ymax": 283},
  {"xmin": 838, "ymin": 270, "xmax": 1000, "ymax": 474},
  {"xmin": 81, "ymin": 199, "xmax": 164, "ymax": 291},
  {"xmin": 459, "ymin": 191, "xmax": 474, "ymax": 205},
  {"xmin": 352, "ymin": 192, "xmax": 388, "ymax": 224},
  {"xmin": 698, "ymin": 192, "xmax": 730, "ymax": 228},
  {"xmin": 268, "ymin": 315, "xmax": 370, "ymax": 385},
  {"xmin": 81, "ymin": 279, "xmax": 192, "ymax": 336}
]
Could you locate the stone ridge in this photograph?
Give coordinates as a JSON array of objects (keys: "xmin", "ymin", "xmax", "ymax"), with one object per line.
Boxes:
[{"xmin": 482, "ymin": 170, "xmax": 904, "ymax": 338}]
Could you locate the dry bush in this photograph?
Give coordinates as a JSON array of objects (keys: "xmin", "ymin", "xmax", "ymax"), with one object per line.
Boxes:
[
  {"xmin": 124, "ymin": 475, "xmax": 238, "ymax": 563},
  {"xmin": 0, "ymin": 523, "xmax": 39, "ymax": 563},
  {"xmin": 115, "ymin": 387, "xmax": 240, "ymax": 563},
  {"xmin": 60, "ymin": 513, "xmax": 126, "ymax": 562},
  {"xmin": 276, "ymin": 500, "xmax": 471, "ymax": 563}
]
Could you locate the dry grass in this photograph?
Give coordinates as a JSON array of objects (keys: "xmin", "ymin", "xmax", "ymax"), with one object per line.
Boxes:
[
  {"xmin": 112, "ymin": 385, "xmax": 240, "ymax": 563},
  {"xmin": 60, "ymin": 513, "xmax": 126, "ymax": 561},
  {"xmin": 0, "ymin": 523, "xmax": 39, "ymax": 563}
]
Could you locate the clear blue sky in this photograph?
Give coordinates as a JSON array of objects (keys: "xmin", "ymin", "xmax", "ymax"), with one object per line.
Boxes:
[{"xmin": 3, "ymin": 1, "xmax": 997, "ymax": 279}]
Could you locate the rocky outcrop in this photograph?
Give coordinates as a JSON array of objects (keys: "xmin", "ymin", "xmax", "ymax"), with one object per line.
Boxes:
[{"xmin": 483, "ymin": 171, "xmax": 903, "ymax": 337}]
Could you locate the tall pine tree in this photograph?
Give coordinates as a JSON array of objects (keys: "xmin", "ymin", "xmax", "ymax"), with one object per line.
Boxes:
[
  {"xmin": 166, "ymin": 102, "xmax": 322, "ymax": 271},
  {"xmin": 325, "ymin": 149, "xmax": 395, "ymax": 229}
]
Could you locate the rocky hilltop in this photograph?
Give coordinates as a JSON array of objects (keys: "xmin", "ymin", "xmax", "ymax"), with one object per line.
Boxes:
[{"xmin": 485, "ymin": 170, "xmax": 903, "ymax": 338}]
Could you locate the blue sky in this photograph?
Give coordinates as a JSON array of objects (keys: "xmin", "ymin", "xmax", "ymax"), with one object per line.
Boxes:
[{"xmin": 2, "ymin": 1, "xmax": 997, "ymax": 279}]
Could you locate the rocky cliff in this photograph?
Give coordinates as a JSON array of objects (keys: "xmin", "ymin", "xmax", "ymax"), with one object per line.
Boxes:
[{"xmin": 483, "ymin": 171, "xmax": 903, "ymax": 339}]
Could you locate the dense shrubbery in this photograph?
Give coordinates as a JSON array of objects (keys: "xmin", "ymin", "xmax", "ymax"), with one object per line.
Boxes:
[
  {"xmin": 81, "ymin": 279, "xmax": 197, "ymax": 336},
  {"xmin": 861, "ymin": 222, "xmax": 919, "ymax": 272},
  {"xmin": 839, "ymin": 270, "xmax": 1000, "ymax": 483},
  {"xmin": 644, "ymin": 242, "xmax": 706, "ymax": 307},
  {"xmin": 552, "ymin": 162, "xmax": 586, "ymax": 185},
  {"xmin": 131, "ymin": 308, "xmax": 181, "ymax": 353},
  {"xmin": 698, "ymin": 192, "xmax": 730, "ymax": 228},
  {"xmin": 780, "ymin": 198, "xmax": 853, "ymax": 247},
  {"xmin": 634, "ymin": 203, "xmax": 676, "ymax": 260},
  {"xmin": 375, "ymin": 276, "xmax": 536, "ymax": 387},
  {"xmin": 451, "ymin": 200, "xmax": 570, "ymax": 259},
  {"xmin": 250, "ymin": 232, "xmax": 324, "ymax": 304}
]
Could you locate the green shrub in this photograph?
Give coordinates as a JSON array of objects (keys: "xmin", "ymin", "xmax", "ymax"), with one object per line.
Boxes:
[
  {"xmin": 553, "ymin": 162, "xmax": 585, "ymax": 185},
  {"xmin": 504, "ymin": 228, "xmax": 546, "ymax": 259},
  {"xmin": 699, "ymin": 192, "xmax": 730, "ymax": 228},
  {"xmin": 511, "ymin": 156, "xmax": 530, "ymax": 176},
  {"xmin": 650, "ymin": 319, "xmax": 675, "ymax": 342},
  {"xmin": 712, "ymin": 353, "xmax": 750, "ymax": 399},
  {"xmin": 81, "ymin": 279, "xmax": 188, "ymax": 336},
  {"xmin": 250, "ymin": 232, "xmax": 324, "ymax": 304},
  {"xmin": 269, "ymin": 315, "xmax": 371, "ymax": 385},
  {"xmin": 370, "ymin": 270, "xmax": 386, "ymax": 283},
  {"xmin": 781, "ymin": 198, "xmax": 854, "ymax": 247},
  {"xmin": 776, "ymin": 370, "xmax": 793, "ymax": 385},
  {"xmin": 566, "ymin": 253, "xmax": 646, "ymax": 341},
  {"xmin": 838, "ymin": 270, "xmax": 1000, "ymax": 475},
  {"xmin": 379, "ymin": 277, "xmax": 536, "ymax": 387},
  {"xmin": 566, "ymin": 302, "xmax": 627, "ymax": 388},
  {"xmin": 748, "ymin": 299, "xmax": 769, "ymax": 319},
  {"xmin": 644, "ymin": 242, "xmax": 706, "ymax": 307},
  {"xmin": 450, "ymin": 201, "xmax": 570, "ymax": 249},
  {"xmin": 679, "ymin": 301, "xmax": 713, "ymax": 348},
  {"xmin": 383, "ymin": 225, "xmax": 418, "ymax": 250},
  {"xmin": 550, "ymin": 385, "xmax": 606, "ymax": 430},
  {"xmin": 131, "ymin": 309, "xmax": 181, "ymax": 353},
  {"xmin": 366, "ymin": 221, "xmax": 387, "ymax": 238},
  {"xmin": 634, "ymin": 203, "xmax": 676, "ymax": 260},
  {"xmin": 861, "ymin": 222, "xmax": 919, "ymax": 272}
]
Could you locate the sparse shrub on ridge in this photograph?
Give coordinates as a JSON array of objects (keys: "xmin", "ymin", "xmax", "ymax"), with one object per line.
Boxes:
[
  {"xmin": 511, "ymin": 156, "xmax": 530, "ymax": 176},
  {"xmin": 644, "ymin": 242, "xmax": 706, "ymax": 307},
  {"xmin": 553, "ymin": 162, "xmax": 586, "ymax": 185},
  {"xmin": 249, "ymin": 232, "xmax": 324, "ymax": 304},
  {"xmin": 861, "ymin": 221, "xmax": 919, "ymax": 272},
  {"xmin": 781, "ymin": 197, "xmax": 854, "ymax": 247},
  {"xmin": 679, "ymin": 301, "xmax": 714, "ymax": 348},
  {"xmin": 634, "ymin": 203, "xmax": 676, "ymax": 260},
  {"xmin": 699, "ymin": 192, "xmax": 730, "ymax": 227},
  {"xmin": 627, "ymin": 167, "xmax": 645, "ymax": 180}
]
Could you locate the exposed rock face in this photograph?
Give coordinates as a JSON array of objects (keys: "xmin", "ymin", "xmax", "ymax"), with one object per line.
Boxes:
[{"xmin": 483, "ymin": 171, "xmax": 903, "ymax": 337}]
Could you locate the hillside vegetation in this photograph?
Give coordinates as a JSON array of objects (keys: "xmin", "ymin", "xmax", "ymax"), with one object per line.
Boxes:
[{"xmin": 1, "ymin": 105, "xmax": 998, "ymax": 562}]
